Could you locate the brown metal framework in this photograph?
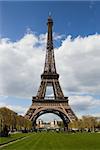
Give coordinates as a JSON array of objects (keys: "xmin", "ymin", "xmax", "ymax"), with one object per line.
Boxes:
[{"xmin": 25, "ymin": 16, "xmax": 77, "ymax": 129}]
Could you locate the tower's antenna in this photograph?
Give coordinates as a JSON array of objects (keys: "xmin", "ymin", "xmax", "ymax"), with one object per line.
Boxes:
[{"xmin": 49, "ymin": 11, "xmax": 51, "ymax": 17}]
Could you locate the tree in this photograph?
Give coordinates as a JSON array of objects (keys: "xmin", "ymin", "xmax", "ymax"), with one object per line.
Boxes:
[
  {"xmin": 0, "ymin": 107, "xmax": 32, "ymax": 136},
  {"xmin": 82, "ymin": 116, "xmax": 97, "ymax": 131},
  {"xmin": 69, "ymin": 115, "xmax": 98, "ymax": 132}
]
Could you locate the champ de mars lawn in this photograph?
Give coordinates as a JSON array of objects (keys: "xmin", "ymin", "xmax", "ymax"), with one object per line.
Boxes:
[{"xmin": 0, "ymin": 132, "xmax": 100, "ymax": 150}]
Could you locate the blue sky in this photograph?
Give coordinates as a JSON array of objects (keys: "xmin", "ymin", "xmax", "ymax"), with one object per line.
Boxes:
[
  {"xmin": 1, "ymin": 1, "xmax": 100, "ymax": 40},
  {"xmin": 0, "ymin": 1, "xmax": 100, "ymax": 121}
]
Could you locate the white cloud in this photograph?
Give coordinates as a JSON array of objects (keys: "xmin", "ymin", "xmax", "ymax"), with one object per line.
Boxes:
[
  {"xmin": 0, "ymin": 101, "xmax": 27, "ymax": 115},
  {"xmin": 0, "ymin": 32, "xmax": 100, "ymax": 116},
  {"xmin": 0, "ymin": 33, "xmax": 45, "ymax": 98},
  {"xmin": 56, "ymin": 34, "xmax": 100, "ymax": 95},
  {"xmin": 38, "ymin": 113, "xmax": 62, "ymax": 122},
  {"xmin": 69, "ymin": 95, "xmax": 100, "ymax": 111},
  {"xmin": 8, "ymin": 105, "xmax": 27, "ymax": 115},
  {"xmin": 0, "ymin": 102, "xmax": 6, "ymax": 107}
]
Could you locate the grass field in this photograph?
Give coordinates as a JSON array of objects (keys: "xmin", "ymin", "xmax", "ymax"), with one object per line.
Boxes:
[
  {"xmin": 0, "ymin": 132, "xmax": 31, "ymax": 145},
  {"xmin": 0, "ymin": 132, "xmax": 100, "ymax": 150}
]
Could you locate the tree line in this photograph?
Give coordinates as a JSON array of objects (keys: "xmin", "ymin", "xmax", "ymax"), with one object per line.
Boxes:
[
  {"xmin": 0, "ymin": 107, "xmax": 100, "ymax": 136},
  {"xmin": 69, "ymin": 116, "xmax": 100, "ymax": 132},
  {"xmin": 0, "ymin": 107, "xmax": 32, "ymax": 136}
]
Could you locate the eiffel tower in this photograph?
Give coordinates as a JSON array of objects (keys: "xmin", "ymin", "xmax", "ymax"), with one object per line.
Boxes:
[{"xmin": 25, "ymin": 15, "xmax": 77, "ymax": 130}]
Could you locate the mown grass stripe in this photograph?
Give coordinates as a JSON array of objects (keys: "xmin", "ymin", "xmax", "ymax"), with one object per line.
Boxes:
[{"xmin": 0, "ymin": 132, "xmax": 100, "ymax": 150}]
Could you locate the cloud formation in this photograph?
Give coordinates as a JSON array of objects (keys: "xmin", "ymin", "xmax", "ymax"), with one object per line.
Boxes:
[
  {"xmin": 56, "ymin": 34, "xmax": 100, "ymax": 95},
  {"xmin": 0, "ymin": 33, "xmax": 100, "ymax": 116},
  {"xmin": 0, "ymin": 101, "xmax": 27, "ymax": 115},
  {"xmin": 0, "ymin": 33, "xmax": 45, "ymax": 98}
]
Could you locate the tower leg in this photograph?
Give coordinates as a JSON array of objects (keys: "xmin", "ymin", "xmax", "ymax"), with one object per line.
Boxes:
[
  {"xmin": 64, "ymin": 124, "xmax": 68, "ymax": 132},
  {"xmin": 32, "ymin": 121, "xmax": 37, "ymax": 132}
]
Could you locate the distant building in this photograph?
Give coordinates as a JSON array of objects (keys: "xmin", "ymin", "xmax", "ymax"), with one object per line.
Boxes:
[
  {"xmin": 36, "ymin": 119, "xmax": 44, "ymax": 128},
  {"xmin": 50, "ymin": 120, "xmax": 58, "ymax": 128},
  {"xmin": 36, "ymin": 119, "xmax": 59, "ymax": 129}
]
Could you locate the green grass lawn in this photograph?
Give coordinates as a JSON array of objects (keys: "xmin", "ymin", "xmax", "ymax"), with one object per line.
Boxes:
[
  {"xmin": 0, "ymin": 132, "xmax": 100, "ymax": 150},
  {"xmin": 0, "ymin": 132, "xmax": 31, "ymax": 145}
]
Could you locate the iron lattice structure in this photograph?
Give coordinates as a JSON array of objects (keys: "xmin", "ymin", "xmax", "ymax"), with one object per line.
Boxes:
[{"xmin": 25, "ymin": 16, "xmax": 77, "ymax": 129}]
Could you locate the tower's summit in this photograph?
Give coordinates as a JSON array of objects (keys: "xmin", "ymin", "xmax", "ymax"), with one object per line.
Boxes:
[
  {"xmin": 37, "ymin": 16, "xmax": 64, "ymax": 99},
  {"xmin": 44, "ymin": 15, "xmax": 55, "ymax": 74}
]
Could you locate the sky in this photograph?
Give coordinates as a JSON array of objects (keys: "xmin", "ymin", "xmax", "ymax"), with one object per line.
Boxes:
[{"xmin": 0, "ymin": 1, "xmax": 100, "ymax": 122}]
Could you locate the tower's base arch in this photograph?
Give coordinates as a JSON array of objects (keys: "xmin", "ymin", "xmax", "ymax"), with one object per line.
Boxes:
[
  {"xmin": 32, "ymin": 108, "xmax": 70, "ymax": 130},
  {"xmin": 25, "ymin": 99, "xmax": 77, "ymax": 131}
]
